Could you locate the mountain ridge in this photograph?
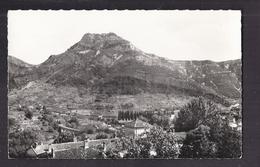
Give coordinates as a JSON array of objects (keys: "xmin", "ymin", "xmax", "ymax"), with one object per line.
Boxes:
[{"xmin": 8, "ymin": 33, "xmax": 241, "ymax": 108}]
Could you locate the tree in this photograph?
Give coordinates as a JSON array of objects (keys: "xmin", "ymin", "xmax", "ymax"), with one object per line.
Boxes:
[
  {"xmin": 180, "ymin": 125, "xmax": 217, "ymax": 158},
  {"xmin": 211, "ymin": 122, "xmax": 242, "ymax": 158},
  {"xmin": 174, "ymin": 97, "xmax": 220, "ymax": 132},
  {"xmin": 54, "ymin": 131, "xmax": 74, "ymax": 143},
  {"xmin": 129, "ymin": 112, "xmax": 134, "ymax": 120},
  {"xmin": 9, "ymin": 129, "xmax": 39, "ymax": 158},
  {"xmin": 118, "ymin": 111, "xmax": 122, "ymax": 120},
  {"xmin": 180, "ymin": 119, "xmax": 242, "ymax": 158},
  {"xmin": 105, "ymin": 127, "xmax": 180, "ymax": 159},
  {"xmin": 68, "ymin": 116, "xmax": 79, "ymax": 127}
]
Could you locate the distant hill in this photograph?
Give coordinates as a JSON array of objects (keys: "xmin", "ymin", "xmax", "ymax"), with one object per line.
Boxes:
[
  {"xmin": 8, "ymin": 33, "xmax": 241, "ymax": 109},
  {"xmin": 8, "ymin": 56, "xmax": 37, "ymax": 90}
]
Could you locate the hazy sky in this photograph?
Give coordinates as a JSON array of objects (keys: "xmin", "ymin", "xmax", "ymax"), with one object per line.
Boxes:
[{"xmin": 8, "ymin": 10, "xmax": 241, "ymax": 65}]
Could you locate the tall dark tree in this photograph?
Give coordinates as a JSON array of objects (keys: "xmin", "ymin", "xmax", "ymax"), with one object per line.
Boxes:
[
  {"xmin": 129, "ymin": 112, "xmax": 134, "ymax": 120},
  {"xmin": 175, "ymin": 97, "xmax": 220, "ymax": 132},
  {"xmin": 118, "ymin": 111, "xmax": 122, "ymax": 120},
  {"xmin": 125, "ymin": 111, "xmax": 130, "ymax": 120}
]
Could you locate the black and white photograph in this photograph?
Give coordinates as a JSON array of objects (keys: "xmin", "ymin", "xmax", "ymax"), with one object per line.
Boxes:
[{"xmin": 7, "ymin": 10, "xmax": 242, "ymax": 159}]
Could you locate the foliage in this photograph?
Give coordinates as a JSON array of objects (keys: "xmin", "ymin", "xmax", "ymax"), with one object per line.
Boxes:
[
  {"xmin": 150, "ymin": 114, "xmax": 170, "ymax": 129},
  {"xmin": 174, "ymin": 97, "xmax": 220, "ymax": 132},
  {"xmin": 41, "ymin": 114, "xmax": 54, "ymax": 124},
  {"xmin": 24, "ymin": 110, "xmax": 33, "ymax": 119},
  {"xmin": 69, "ymin": 116, "xmax": 79, "ymax": 124},
  {"xmin": 68, "ymin": 116, "xmax": 79, "ymax": 128},
  {"xmin": 179, "ymin": 117, "xmax": 242, "ymax": 158},
  {"xmin": 174, "ymin": 97, "xmax": 242, "ymax": 158},
  {"xmin": 54, "ymin": 131, "xmax": 74, "ymax": 143},
  {"xmin": 104, "ymin": 119, "xmax": 119, "ymax": 126},
  {"xmin": 213, "ymin": 123, "xmax": 242, "ymax": 158},
  {"xmin": 81, "ymin": 125, "xmax": 96, "ymax": 134},
  {"xmin": 9, "ymin": 129, "xmax": 39, "ymax": 158},
  {"xmin": 105, "ymin": 127, "xmax": 180, "ymax": 159},
  {"xmin": 118, "ymin": 111, "xmax": 140, "ymax": 121},
  {"xmin": 54, "ymin": 147, "xmax": 103, "ymax": 159},
  {"xmin": 49, "ymin": 121, "xmax": 59, "ymax": 130},
  {"xmin": 180, "ymin": 125, "xmax": 217, "ymax": 158},
  {"xmin": 96, "ymin": 133, "xmax": 108, "ymax": 139}
]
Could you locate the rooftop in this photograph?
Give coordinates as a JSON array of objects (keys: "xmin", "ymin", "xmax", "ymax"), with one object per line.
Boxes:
[{"xmin": 125, "ymin": 119, "xmax": 152, "ymax": 128}]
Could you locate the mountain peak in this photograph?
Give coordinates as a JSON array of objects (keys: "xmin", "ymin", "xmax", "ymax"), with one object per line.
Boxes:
[{"xmin": 80, "ymin": 32, "xmax": 126, "ymax": 45}]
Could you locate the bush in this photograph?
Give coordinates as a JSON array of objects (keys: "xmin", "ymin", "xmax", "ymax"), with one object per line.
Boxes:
[
  {"xmin": 81, "ymin": 126, "xmax": 96, "ymax": 134},
  {"xmin": 24, "ymin": 110, "xmax": 33, "ymax": 119},
  {"xmin": 96, "ymin": 133, "xmax": 108, "ymax": 139},
  {"xmin": 86, "ymin": 128, "xmax": 94, "ymax": 134},
  {"xmin": 68, "ymin": 116, "xmax": 79, "ymax": 126},
  {"xmin": 54, "ymin": 131, "xmax": 74, "ymax": 143}
]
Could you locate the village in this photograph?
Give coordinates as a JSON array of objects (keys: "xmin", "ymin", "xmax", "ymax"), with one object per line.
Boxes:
[{"xmin": 8, "ymin": 97, "xmax": 242, "ymax": 159}]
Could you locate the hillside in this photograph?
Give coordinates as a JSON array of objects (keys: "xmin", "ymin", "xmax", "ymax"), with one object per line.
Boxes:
[
  {"xmin": 8, "ymin": 33, "xmax": 241, "ymax": 111},
  {"xmin": 8, "ymin": 56, "xmax": 38, "ymax": 90}
]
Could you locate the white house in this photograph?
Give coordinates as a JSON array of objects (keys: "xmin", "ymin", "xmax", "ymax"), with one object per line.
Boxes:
[{"xmin": 124, "ymin": 119, "xmax": 152, "ymax": 138}]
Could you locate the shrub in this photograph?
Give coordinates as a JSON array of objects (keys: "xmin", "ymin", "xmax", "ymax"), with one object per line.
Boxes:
[
  {"xmin": 68, "ymin": 116, "xmax": 79, "ymax": 126},
  {"xmin": 96, "ymin": 133, "xmax": 108, "ymax": 139},
  {"xmin": 24, "ymin": 110, "xmax": 33, "ymax": 119},
  {"xmin": 54, "ymin": 131, "xmax": 74, "ymax": 143},
  {"xmin": 81, "ymin": 126, "xmax": 96, "ymax": 134}
]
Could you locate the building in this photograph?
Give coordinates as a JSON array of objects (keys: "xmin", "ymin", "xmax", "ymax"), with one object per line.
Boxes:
[
  {"xmin": 26, "ymin": 138, "xmax": 118, "ymax": 159},
  {"xmin": 124, "ymin": 119, "xmax": 152, "ymax": 138},
  {"xmin": 169, "ymin": 110, "xmax": 180, "ymax": 122}
]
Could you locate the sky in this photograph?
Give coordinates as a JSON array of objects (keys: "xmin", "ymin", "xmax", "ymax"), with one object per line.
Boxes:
[{"xmin": 8, "ymin": 10, "xmax": 241, "ymax": 65}]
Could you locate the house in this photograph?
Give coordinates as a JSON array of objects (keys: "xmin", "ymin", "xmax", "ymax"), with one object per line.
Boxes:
[
  {"xmin": 169, "ymin": 110, "xmax": 180, "ymax": 122},
  {"xmin": 26, "ymin": 138, "xmax": 118, "ymax": 159},
  {"xmin": 124, "ymin": 119, "xmax": 152, "ymax": 138},
  {"xmin": 228, "ymin": 118, "xmax": 242, "ymax": 131}
]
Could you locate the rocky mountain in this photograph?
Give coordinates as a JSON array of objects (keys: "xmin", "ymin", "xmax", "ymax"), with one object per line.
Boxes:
[{"xmin": 8, "ymin": 33, "xmax": 241, "ymax": 108}]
